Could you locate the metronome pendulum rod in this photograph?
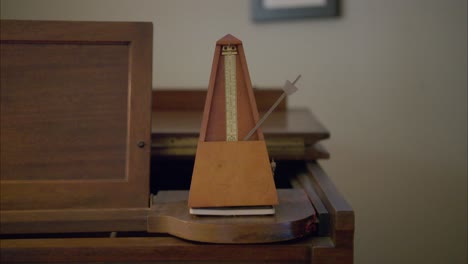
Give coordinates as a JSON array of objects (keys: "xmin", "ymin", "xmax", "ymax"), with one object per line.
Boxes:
[
  {"xmin": 243, "ymin": 74, "xmax": 301, "ymax": 141},
  {"xmin": 223, "ymin": 45, "xmax": 238, "ymax": 141}
]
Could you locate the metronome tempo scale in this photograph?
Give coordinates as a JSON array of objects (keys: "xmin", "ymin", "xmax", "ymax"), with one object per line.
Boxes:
[
  {"xmin": 223, "ymin": 44, "xmax": 239, "ymax": 142},
  {"xmin": 188, "ymin": 34, "xmax": 299, "ymax": 215}
]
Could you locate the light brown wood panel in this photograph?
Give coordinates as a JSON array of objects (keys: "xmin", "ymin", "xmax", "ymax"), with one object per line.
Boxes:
[
  {"xmin": 188, "ymin": 141, "xmax": 278, "ymax": 207},
  {"xmin": 0, "ymin": 20, "xmax": 152, "ymax": 211}
]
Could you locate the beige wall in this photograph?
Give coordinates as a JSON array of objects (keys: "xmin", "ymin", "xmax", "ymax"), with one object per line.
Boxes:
[{"xmin": 1, "ymin": 0, "xmax": 467, "ymax": 263}]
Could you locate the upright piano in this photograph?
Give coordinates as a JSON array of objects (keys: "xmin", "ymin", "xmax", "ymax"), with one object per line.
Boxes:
[{"xmin": 0, "ymin": 20, "xmax": 354, "ymax": 263}]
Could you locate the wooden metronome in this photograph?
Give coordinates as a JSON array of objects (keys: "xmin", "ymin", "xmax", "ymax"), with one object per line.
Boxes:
[{"xmin": 188, "ymin": 34, "xmax": 278, "ymax": 215}]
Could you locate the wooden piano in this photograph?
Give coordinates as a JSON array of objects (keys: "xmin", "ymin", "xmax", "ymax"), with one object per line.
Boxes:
[{"xmin": 0, "ymin": 20, "xmax": 354, "ymax": 263}]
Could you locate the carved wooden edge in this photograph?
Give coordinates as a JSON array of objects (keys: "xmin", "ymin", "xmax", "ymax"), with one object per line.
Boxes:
[
  {"xmin": 0, "ymin": 208, "xmax": 149, "ymax": 234},
  {"xmin": 148, "ymin": 189, "xmax": 314, "ymax": 244},
  {"xmin": 152, "ymin": 89, "xmax": 286, "ymax": 111},
  {"xmin": 304, "ymin": 162, "xmax": 355, "ymax": 247}
]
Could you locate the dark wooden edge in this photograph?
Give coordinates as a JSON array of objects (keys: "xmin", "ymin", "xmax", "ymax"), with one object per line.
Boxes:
[
  {"xmin": 151, "ymin": 137, "xmax": 330, "ymax": 160},
  {"xmin": 126, "ymin": 21, "xmax": 153, "ymax": 207},
  {"xmin": 313, "ymin": 142, "xmax": 330, "ymax": 159},
  {"xmin": 0, "ymin": 208, "xmax": 149, "ymax": 234},
  {"xmin": 152, "ymin": 89, "xmax": 286, "ymax": 111},
  {"xmin": 0, "ymin": 20, "xmax": 152, "ymax": 42},
  {"xmin": 290, "ymin": 175, "xmax": 330, "ymax": 236},
  {"xmin": 0, "ymin": 236, "xmax": 353, "ymax": 263},
  {"xmin": 305, "ymin": 162, "xmax": 354, "ymax": 247}
]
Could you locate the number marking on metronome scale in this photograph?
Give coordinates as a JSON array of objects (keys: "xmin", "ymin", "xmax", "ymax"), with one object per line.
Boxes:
[{"xmin": 222, "ymin": 45, "xmax": 238, "ymax": 141}]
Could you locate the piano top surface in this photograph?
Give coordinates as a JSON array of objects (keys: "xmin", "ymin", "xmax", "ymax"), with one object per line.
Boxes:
[{"xmin": 152, "ymin": 108, "xmax": 330, "ymax": 139}]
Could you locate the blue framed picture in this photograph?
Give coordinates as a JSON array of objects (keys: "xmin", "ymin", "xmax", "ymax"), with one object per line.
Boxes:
[{"xmin": 252, "ymin": 0, "xmax": 340, "ymax": 22}]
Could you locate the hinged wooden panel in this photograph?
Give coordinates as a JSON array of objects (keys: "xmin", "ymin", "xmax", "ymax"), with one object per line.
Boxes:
[{"xmin": 0, "ymin": 20, "xmax": 153, "ymax": 211}]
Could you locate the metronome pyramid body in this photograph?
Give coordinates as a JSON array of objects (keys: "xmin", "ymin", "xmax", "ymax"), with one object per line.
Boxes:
[{"xmin": 188, "ymin": 34, "xmax": 278, "ymax": 209}]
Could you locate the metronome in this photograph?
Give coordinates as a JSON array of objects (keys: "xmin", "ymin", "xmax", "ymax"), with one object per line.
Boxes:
[{"xmin": 188, "ymin": 34, "xmax": 299, "ymax": 215}]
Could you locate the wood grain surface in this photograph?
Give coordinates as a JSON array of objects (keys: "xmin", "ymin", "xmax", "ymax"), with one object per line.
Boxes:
[
  {"xmin": 188, "ymin": 141, "xmax": 278, "ymax": 207},
  {"xmin": 1, "ymin": 43, "xmax": 129, "ymax": 181},
  {"xmin": 0, "ymin": 20, "xmax": 152, "ymax": 210}
]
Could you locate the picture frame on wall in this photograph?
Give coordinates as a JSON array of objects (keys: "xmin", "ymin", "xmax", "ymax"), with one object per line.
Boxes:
[{"xmin": 252, "ymin": 0, "xmax": 340, "ymax": 22}]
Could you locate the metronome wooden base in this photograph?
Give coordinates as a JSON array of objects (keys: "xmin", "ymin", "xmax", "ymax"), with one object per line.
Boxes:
[
  {"xmin": 148, "ymin": 189, "xmax": 316, "ymax": 243},
  {"xmin": 188, "ymin": 140, "xmax": 278, "ymax": 208}
]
